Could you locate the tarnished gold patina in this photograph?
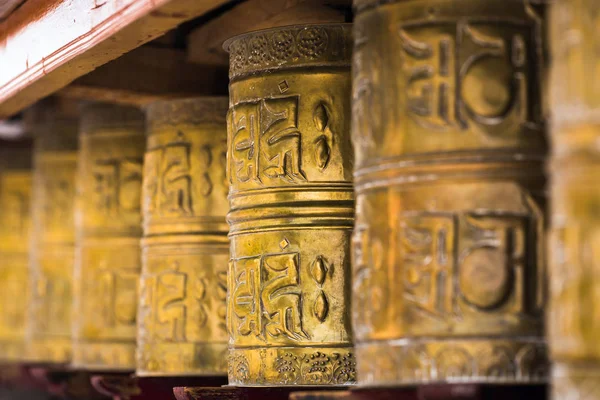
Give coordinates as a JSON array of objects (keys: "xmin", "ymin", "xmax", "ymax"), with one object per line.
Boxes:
[
  {"xmin": 72, "ymin": 103, "xmax": 145, "ymax": 371},
  {"xmin": 137, "ymin": 97, "xmax": 230, "ymax": 376},
  {"xmin": 0, "ymin": 144, "xmax": 32, "ymax": 362},
  {"xmin": 549, "ymin": 1, "xmax": 600, "ymax": 398},
  {"xmin": 225, "ymin": 24, "xmax": 356, "ymax": 387},
  {"xmin": 352, "ymin": 0, "xmax": 548, "ymax": 385},
  {"xmin": 25, "ymin": 104, "xmax": 79, "ymax": 364}
]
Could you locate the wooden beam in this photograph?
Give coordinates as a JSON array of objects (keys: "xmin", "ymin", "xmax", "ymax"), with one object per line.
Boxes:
[
  {"xmin": 187, "ymin": 0, "xmax": 348, "ymax": 66},
  {"xmin": 0, "ymin": 1, "xmax": 25, "ymax": 21},
  {"xmin": 0, "ymin": 0, "xmax": 233, "ymax": 118},
  {"xmin": 58, "ymin": 45, "xmax": 228, "ymax": 106}
]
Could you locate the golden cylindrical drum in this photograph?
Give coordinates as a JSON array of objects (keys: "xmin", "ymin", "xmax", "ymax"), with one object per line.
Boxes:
[
  {"xmin": 25, "ymin": 104, "xmax": 79, "ymax": 364},
  {"xmin": 225, "ymin": 24, "xmax": 356, "ymax": 386},
  {"xmin": 0, "ymin": 144, "xmax": 32, "ymax": 362},
  {"xmin": 352, "ymin": 0, "xmax": 548, "ymax": 385},
  {"xmin": 549, "ymin": 1, "xmax": 600, "ymax": 398},
  {"xmin": 137, "ymin": 97, "xmax": 230, "ymax": 376},
  {"xmin": 72, "ymin": 103, "xmax": 145, "ymax": 371}
]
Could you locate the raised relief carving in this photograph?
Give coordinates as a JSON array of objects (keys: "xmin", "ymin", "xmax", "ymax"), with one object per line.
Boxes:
[
  {"xmin": 32, "ymin": 272, "xmax": 70, "ymax": 333},
  {"xmin": 93, "ymin": 156, "xmax": 143, "ymax": 216},
  {"xmin": 401, "ymin": 211, "xmax": 539, "ymax": 324},
  {"xmin": 3, "ymin": 191, "xmax": 28, "ymax": 236},
  {"xmin": 229, "ymin": 96, "xmax": 307, "ymax": 185},
  {"xmin": 144, "ymin": 132, "xmax": 221, "ymax": 218},
  {"xmin": 313, "ymin": 103, "xmax": 332, "ymax": 171},
  {"xmin": 400, "ymin": 20, "xmax": 538, "ymax": 134},
  {"xmin": 230, "ymin": 239, "xmax": 315, "ymax": 341},
  {"xmin": 152, "ymin": 262, "xmax": 188, "ymax": 341},
  {"xmin": 91, "ymin": 261, "xmax": 138, "ymax": 329},
  {"xmin": 352, "ymin": 225, "xmax": 386, "ymax": 335},
  {"xmin": 43, "ymin": 177, "xmax": 73, "ymax": 230}
]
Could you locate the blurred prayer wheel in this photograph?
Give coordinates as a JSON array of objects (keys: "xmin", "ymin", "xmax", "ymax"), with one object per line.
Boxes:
[
  {"xmin": 0, "ymin": 143, "xmax": 32, "ymax": 362},
  {"xmin": 137, "ymin": 97, "xmax": 230, "ymax": 376},
  {"xmin": 72, "ymin": 103, "xmax": 145, "ymax": 371},
  {"xmin": 352, "ymin": 0, "xmax": 548, "ymax": 385},
  {"xmin": 549, "ymin": 0, "xmax": 600, "ymax": 398},
  {"xmin": 25, "ymin": 102, "xmax": 79, "ymax": 364},
  {"xmin": 225, "ymin": 24, "xmax": 356, "ymax": 386}
]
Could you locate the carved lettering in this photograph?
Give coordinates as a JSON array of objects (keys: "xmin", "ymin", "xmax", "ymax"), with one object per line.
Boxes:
[
  {"xmin": 229, "ymin": 96, "xmax": 307, "ymax": 185},
  {"xmin": 153, "ymin": 262, "xmax": 187, "ymax": 341},
  {"xmin": 401, "ymin": 211, "xmax": 539, "ymax": 323},
  {"xmin": 400, "ymin": 21, "xmax": 537, "ymax": 133},
  {"xmin": 93, "ymin": 262, "xmax": 138, "ymax": 328},
  {"xmin": 93, "ymin": 157, "xmax": 143, "ymax": 216},
  {"xmin": 230, "ymin": 240, "xmax": 311, "ymax": 341}
]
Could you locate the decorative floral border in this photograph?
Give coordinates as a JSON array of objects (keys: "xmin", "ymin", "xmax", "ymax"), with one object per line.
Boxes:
[{"xmin": 226, "ymin": 25, "xmax": 352, "ymax": 80}]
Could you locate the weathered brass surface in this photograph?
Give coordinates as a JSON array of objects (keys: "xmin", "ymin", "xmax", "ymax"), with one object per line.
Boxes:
[
  {"xmin": 72, "ymin": 103, "xmax": 145, "ymax": 371},
  {"xmin": 352, "ymin": 0, "xmax": 548, "ymax": 385},
  {"xmin": 0, "ymin": 145, "xmax": 32, "ymax": 362},
  {"xmin": 225, "ymin": 24, "xmax": 356, "ymax": 386},
  {"xmin": 549, "ymin": 0, "xmax": 600, "ymax": 398},
  {"xmin": 25, "ymin": 104, "xmax": 79, "ymax": 364},
  {"xmin": 137, "ymin": 97, "xmax": 230, "ymax": 376}
]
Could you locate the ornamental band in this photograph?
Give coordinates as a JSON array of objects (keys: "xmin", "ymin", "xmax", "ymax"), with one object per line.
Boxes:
[
  {"xmin": 352, "ymin": 0, "xmax": 548, "ymax": 385},
  {"xmin": 0, "ymin": 144, "xmax": 32, "ymax": 362},
  {"xmin": 226, "ymin": 24, "xmax": 356, "ymax": 386},
  {"xmin": 72, "ymin": 103, "xmax": 145, "ymax": 371},
  {"xmin": 549, "ymin": 0, "xmax": 600, "ymax": 398},
  {"xmin": 137, "ymin": 98, "xmax": 229, "ymax": 376},
  {"xmin": 25, "ymin": 102, "xmax": 79, "ymax": 364}
]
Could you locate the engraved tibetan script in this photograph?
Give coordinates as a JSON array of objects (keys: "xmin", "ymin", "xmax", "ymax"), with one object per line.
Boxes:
[
  {"xmin": 145, "ymin": 132, "xmax": 194, "ymax": 217},
  {"xmin": 92, "ymin": 262, "xmax": 138, "ymax": 329},
  {"xmin": 93, "ymin": 157, "xmax": 143, "ymax": 216},
  {"xmin": 229, "ymin": 96, "xmax": 307, "ymax": 185},
  {"xmin": 401, "ymin": 212, "xmax": 539, "ymax": 322},
  {"xmin": 400, "ymin": 20, "xmax": 537, "ymax": 132},
  {"xmin": 230, "ymin": 241, "xmax": 309, "ymax": 341}
]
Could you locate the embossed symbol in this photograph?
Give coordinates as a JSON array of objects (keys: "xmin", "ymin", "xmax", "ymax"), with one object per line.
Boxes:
[
  {"xmin": 43, "ymin": 176, "xmax": 73, "ymax": 230},
  {"xmin": 313, "ymin": 103, "xmax": 332, "ymax": 171},
  {"xmin": 93, "ymin": 156, "xmax": 143, "ymax": 216},
  {"xmin": 400, "ymin": 211, "xmax": 539, "ymax": 324},
  {"xmin": 400, "ymin": 20, "xmax": 539, "ymax": 134},
  {"xmin": 229, "ymin": 96, "xmax": 307, "ymax": 185},
  {"xmin": 2, "ymin": 191, "xmax": 28, "ymax": 235},
  {"xmin": 230, "ymin": 239, "xmax": 313, "ymax": 341},
  {"xmin": 278, "ymin": 80, "xmax": 290, "ymax": 93},
  {"xmin": 90, "ymin": 267, "xmax": 138, "ymax": 331}
]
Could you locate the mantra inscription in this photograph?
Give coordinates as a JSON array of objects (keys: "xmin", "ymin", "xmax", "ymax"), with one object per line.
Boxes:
[
  {"xmin": 549, "ymin": 0, "xmax": 600, "ymax": 398},
  {"xmin": 73, "ymin": 104, "xmax": 145, "ymax": 371},
  {"xmin": 0, "ymin": 171, "xmax": 32, "ymax": 362},
  {"xmin": 28, "ymin": 150, "xmax": 78, "ymax": 363},
  {"xmin": 137, "ymin": 97, "xmax": 230, "ymax": 376},
  {"xmin": 352, "ymin": 0, "xmax": 547, "ymax": 385},
  {"xmin": 226, "ymin": 24, "xmax": 355, "ymax": 386}
]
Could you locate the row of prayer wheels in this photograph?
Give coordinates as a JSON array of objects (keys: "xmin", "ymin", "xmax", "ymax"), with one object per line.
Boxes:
[{"xmin": 0, "ymin": 0, "xmax": 597, "ymax": 398}]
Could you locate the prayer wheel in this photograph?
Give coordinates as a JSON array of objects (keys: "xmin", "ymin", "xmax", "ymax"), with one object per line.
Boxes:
[
  {"xmin": 549, "ymin": 0, "xmax": 600, "ymax": 398},
  {"xmin": 0, "ymin": 144, "xmax": 32, "ymax": 362},
  {"xmin": 352, "ymin": 0, "xmax": 548, "ymax": 385},
  {"xmin": 72, "ymin": 103, "xmax": 145, "ymax": 371},
  {"xmin": 225, "ymin": 24, "xmax": 356, "ymax": 386},
  {"xmin": 25, "ymin": 103, "xmax": 79, "ymax": 364},
  {"xmin": 137, "ymin": 97, "xmax": 229, "ymax": 376}
]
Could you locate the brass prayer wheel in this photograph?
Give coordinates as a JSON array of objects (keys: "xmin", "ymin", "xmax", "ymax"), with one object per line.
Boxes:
[
  {"xmin": 137, "ymin": 97, "xmax": 229, "ymax": 376},
  {"xmin": 225, "ymin": 24, "xmax": 356, "ymax": 386},
  {"xmin": 72, "ymin": 103, "xmax": 145, "ymax": 371},
  {"xmin": 0, "ymin": 144, "xmax": 32, "ymax": 362},
  {"xmin": 549, "ymin": 0, "xmax": 600, "ymax": 398},
  {"xmin": 352, "ymin": 0, "xmax": 548, "ymax": 385},
  {"xmin": 25, "ymin": 103, "xmax": 79, "ymax": 364}
]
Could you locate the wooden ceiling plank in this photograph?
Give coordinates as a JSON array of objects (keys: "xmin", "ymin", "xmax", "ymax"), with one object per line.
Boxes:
[{"xmin": 0, "ymin": 0, "xmax": 232, "ymax": 118}]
